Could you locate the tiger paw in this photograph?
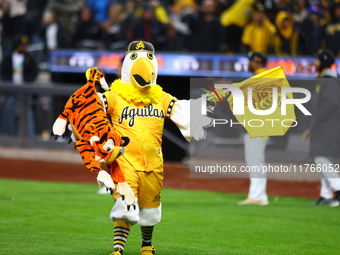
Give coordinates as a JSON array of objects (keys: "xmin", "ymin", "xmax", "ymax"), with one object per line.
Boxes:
[
  {"xmin": 97, "ymin": 170, "xmax": 115, "ymax": 194},
  {"xmin": 116, "ymin": 182, "xmax": 136, "ymax": 206}
]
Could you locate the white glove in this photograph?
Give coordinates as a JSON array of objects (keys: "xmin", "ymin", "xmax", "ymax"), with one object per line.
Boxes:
[
  {"xmin": 97, "ymin": 170, "xmax": 115, "ymax": 194},
  {"xmin": 171, "ymin": 99, "xmax": 214, "ymax": 142}
]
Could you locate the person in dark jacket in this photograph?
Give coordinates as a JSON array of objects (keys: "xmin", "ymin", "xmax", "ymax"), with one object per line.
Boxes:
[
  {"xmin": 187, "ymin": 0, "xmax": 223, "ymax": 53},
  {"xmin": 302, "ymin": 49, "xmax": 340, "ymax": 206},
  {"xmin": 319, "ymin": 2, "xmax": 340, "ymax": 57},
  {"xmin": 298, "ymin": 5, "xmax": 321, "ymax": 56},
  {"xmin": 129, "ymin": 3, "xmax": 169, "ymax": 51},
  {"xmin": 73, "ymin": 6, "xmax": 104, "ymax": 49},
  {"xmin": 0, "ymin": 36, "xmax": 39, "ymax": 136},
  {"xmin": 1, "ymin": 36, "xmax": 39, "ymax": 83}
]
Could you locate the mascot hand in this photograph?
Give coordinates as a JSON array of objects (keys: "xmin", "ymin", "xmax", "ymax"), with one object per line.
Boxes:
[
  {"xmin": 207, "ymin": 88, "xmax": 230, "ymax": 103},
  {"xmin": 190, "ymin": 99, "xmax": 214, "ymax": 141},
  {"xmin": 97, "ymin": 170, "xmax": 115, "ymax": 194},
  {"xmin": 116, "ymin": 182, "xmax": 136, "ymax": 207},
  {"xmin": 192, "ymin": 115, "xmax": 214, "ymax": 141}
]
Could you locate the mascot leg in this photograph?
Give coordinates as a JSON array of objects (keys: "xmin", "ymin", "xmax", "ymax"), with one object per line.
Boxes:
[
  {"xmin": 110, "ymin": 197, "xmax": 139, "ymax": 225},
  {"xmin": 138, "ymin": 206, "xmax": 161, "ymax": 254},
  {"xmin": 113, "ymin": 220, "xmax": 131, "ymax": 254},
  {"xmin": 138, "ymin": 205, "xmax": 162, "ymax": 226}
]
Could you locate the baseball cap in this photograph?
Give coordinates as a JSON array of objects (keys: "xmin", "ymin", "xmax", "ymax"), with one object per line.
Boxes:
[
  {"xmin": 248, "ymin": 52, "xmax": 268, "ymax": 66},
  {"xmin": 126, "ymin": 41, "xmax": 155, "ymax": 54},
  {"xmin": 317, "ymin": 49, "xmax": 335, "ymax": 67}
]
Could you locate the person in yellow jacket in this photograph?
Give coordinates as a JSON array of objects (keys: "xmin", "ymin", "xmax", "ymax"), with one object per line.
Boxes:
[
  {"xmin": 241, "ymin": 3, "xmax": 276, "ymax": 53},
  {"xmin": 273, "ymin": 11, "xmax": 299, "ymax": 56}
]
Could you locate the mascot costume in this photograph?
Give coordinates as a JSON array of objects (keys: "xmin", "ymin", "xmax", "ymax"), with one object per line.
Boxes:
[
  {"xmin": 101, "ymin": 41, "xmax": 219, "ymax": 255},
  {"xmin": 53, "ymin": 41, "xmax": 220, "ymax": 255}
]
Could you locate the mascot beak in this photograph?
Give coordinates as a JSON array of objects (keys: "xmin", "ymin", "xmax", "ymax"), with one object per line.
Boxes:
[{"xmin": 131, "ymin": 57, "xmax": 155, "ymax": 88}]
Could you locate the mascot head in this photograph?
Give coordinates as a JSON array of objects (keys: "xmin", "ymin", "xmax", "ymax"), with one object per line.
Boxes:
[{"xmin": 121, "ymin": 41, "xmax": 158, "ymax": 89}]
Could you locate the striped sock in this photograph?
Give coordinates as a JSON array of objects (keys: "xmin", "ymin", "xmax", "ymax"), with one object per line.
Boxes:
[
  {"xmin": 113, "ymin": 221, "xmax": 131, "ymax": 251},
  {"xmin": 141, "ymin": 226, "xmax": 154, "ymax": 247}
]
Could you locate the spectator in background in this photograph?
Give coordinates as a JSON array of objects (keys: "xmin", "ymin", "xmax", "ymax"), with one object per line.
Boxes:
[
  {"xmin": 242, "ymin": 3, "xmax": 276, "ymax": 54},
  {"xmin": 319, "ymin": 2, "xmax": 340, "ymax": 57},
  {"xmin": 73, "ymin": 7, "xmax": 103, "ymax": 49},
  {"xmin": 292, "ymin": 0, "xmax": 309, "ymax": 24},
  {"xmin": 273, "ymin": 11, "xmax": 298, "ymax": 56},
  {"xmin": 0, "ymin": 36, "xmax": 39, "ymax": 136},
  {"xmin": 130, "ymin": 2, "xmax": 169, "ymax": 50},
  {"xmin": 0, "ymin": 0, "xmax": 28, "ymax": 57},
  {"xmin": 168, "ymin": 0, "xmax": 197, "ymax": 51},
  {"xmin": 86, "ymin": 0, "xmax": 113, "ymax": 26},
  {"xmin": 44, "ymin": 0, "xmax": 85, "ymax": 47},
  {"xmin": 134, "ymin": 0, "xmax": 170, "ymax": 25},
  {"xmin": 276, "ymin": 0, "xmax": 295, "ymax": 14},
  {"xmin": 187, "ymin": 0, "xmax": 224, "ymax": 53},
  {"xmin": 319, "ymin": 3, "xmax": 331, "ymax": 26},
  {"xmin": 25, "ymin": 0, "xmax": 49, "ymax": 63},
  {"xmin": 25, "ymin": 0, "xmax": 48, "ymax": 44},
  {"xmin": 41, "ymin": 10, "xmax": 70, "ymax": 59},
  {"xmin": 298, "ymin": 5, "xmax": 321, "ymax": 56},
  {"xmin": 260, "ymin": 0, "xmax": 277, "ymax": 23},
  {"xmin": 123, "ymin": 0, "xmax": 137, "ymax": 36},
  {"xmin": 102, "ymin": 3, "xmax": 128, "ymax": 50},
  {"xmin": 220, "ymin": 0, "xmax": 253, "ymax": 53}
]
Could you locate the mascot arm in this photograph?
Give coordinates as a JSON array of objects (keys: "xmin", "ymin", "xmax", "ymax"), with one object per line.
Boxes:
[
  {"xmin": 169, "ymin": 89, "xmax": 229, "ymax": 141},
  {"xmin": 170, "ymin": 99, "xmax": 214, "ymax": 142}
]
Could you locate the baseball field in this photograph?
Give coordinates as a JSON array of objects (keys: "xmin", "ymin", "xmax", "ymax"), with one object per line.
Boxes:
[{"xmin": 1, "ymin": 157, "xmax": 339, "ymax": 255}]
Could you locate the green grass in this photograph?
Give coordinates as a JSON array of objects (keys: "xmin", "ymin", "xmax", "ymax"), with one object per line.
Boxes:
[{"xmin": 0, "ymin": 179, "xmax": 339, "ymax": 255}]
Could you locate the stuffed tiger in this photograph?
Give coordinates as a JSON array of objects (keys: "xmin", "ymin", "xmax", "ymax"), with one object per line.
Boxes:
[{"xmin": 52, "ymin": 67, "xmax": 136, "ymax": 206}]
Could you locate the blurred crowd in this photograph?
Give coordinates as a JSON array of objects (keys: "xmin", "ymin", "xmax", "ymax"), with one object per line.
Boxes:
[{"xmin": 0, "ymin": 0, "xmax": 340, "ymax": 59}]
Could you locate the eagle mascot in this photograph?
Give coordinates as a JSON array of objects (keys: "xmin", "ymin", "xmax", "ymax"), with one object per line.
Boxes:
[{"xmin": 100, "ymin": 41, "xmax": 216, "ymax": 255}]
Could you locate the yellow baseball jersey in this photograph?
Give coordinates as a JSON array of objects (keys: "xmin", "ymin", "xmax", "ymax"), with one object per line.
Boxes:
[{"xmin": 104, "ymin": 88, "xmax": 177, "ymax": 172}]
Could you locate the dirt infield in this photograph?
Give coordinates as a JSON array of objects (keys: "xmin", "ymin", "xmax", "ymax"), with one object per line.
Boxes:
[{"xmin": 0, "ymin": 158, "xmax": 320, "ymax": 199}]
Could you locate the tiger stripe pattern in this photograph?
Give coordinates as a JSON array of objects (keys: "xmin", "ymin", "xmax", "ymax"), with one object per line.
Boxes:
[{"xmin": 54, "ymin": 67, "xmax": 126, "ymax": 183}]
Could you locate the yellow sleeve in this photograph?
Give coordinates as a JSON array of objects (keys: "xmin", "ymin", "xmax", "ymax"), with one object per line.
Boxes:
[{"xmin": 103, "ymin": 91, "xmax": 117, "ymax": 115}]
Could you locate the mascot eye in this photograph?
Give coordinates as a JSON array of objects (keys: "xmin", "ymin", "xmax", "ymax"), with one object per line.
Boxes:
[
  {"xmin": 147, "ymin": 53, "xmax": 154, "ymax": 60},
  {"xmin": 106, "ymin": 145, "xmax": 113, "ymax": 152},
  {"xmin": 130, "ymin": 53, "xmax": 138, "ymax": 60}
]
